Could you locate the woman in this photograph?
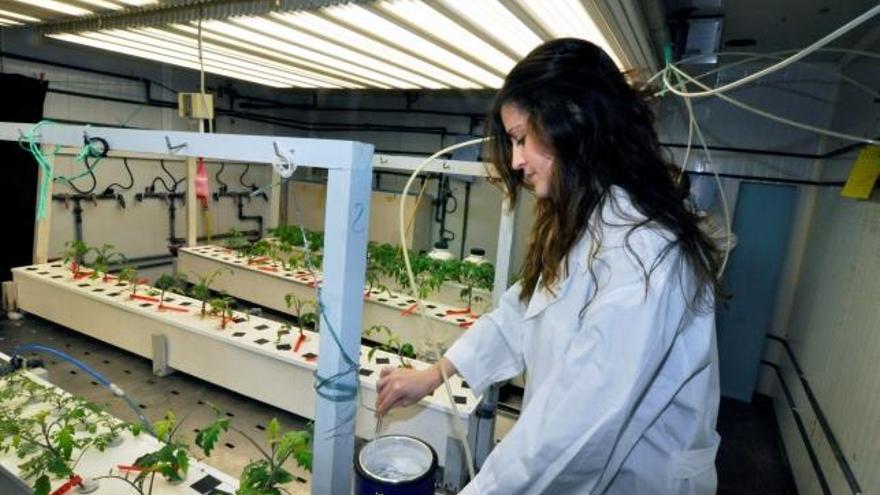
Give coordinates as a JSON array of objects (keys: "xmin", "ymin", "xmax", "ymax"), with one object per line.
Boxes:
[{"xmin": 376, "ymin": 38, "xmax": 722, "ymax": 494}]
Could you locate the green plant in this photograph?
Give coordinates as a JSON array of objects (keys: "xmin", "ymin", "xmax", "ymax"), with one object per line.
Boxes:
[
  {"xmin": 190, "ymin": 268, "xmax": 232, "ymax": 318},
  {"xmin": 195, "ymin": 405, "xmax": 312, "ymax": 495},
  {"xmin": 117, "ymin": 266, "xmax": 139, "ymax": 295},
  {"xmin": 90, "ymin": 243, "xmax": 126, "ymax": 282},
  {"xmin": 94, "ymin": 410, "xmax": 193, "ymax": 495},
  {"xmin": 0, "ymin": 373, "xmax": 140, "ymax": 495},
  {"xmin": 223, "ymin": 228, "xmax": 249, "ymax": 251},
  {"xmin": 458, "ymin": 261, "xmax": 495, "ymax": 312},
  {"xmin": 284, "ymin": 294, "xmax": 318, "ymax": 331},
  {"xmin": 208, "ymin": 295, "xmax": 235, "ymax": 329},
  {"xmin": 62, "ymin": 240, "xmax": 91, "ymax": 278},
  {"xmin": 364, "ymin": 325, "xmax": 416, "ymax": 368},
  {"xmin": 153, "ymin": 273, "xmax": 188, "ymax": 309}
]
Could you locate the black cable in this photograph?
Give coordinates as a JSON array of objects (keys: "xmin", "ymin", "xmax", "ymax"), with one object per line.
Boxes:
[
  {"xmin": 161, "ymin": 159, "xmax": 184, "ymax": 191},
  {"xmin": 104, "ymin": 157, "xmax": 135, "ymax": 192},
  {"xmin": 239, "ymin": 163, "xmax": 255, "ymax": 189},
  {"xmin": 216, "ymin": 162, "xmax": 228, "ymax": 189},
  {"xmin": 65, "ymin": 154, "xmax": 98, "ymax": 195}
]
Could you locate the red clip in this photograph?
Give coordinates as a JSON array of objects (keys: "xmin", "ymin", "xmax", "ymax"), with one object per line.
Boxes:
[
  {"xmin": 50, "ymin": 475, "xmax": 82, "ymax": 495},
  {"xmin": 400, "ymin": 303, "xmax": 418, "ymax": 316},
  {"xmin": 293, "ymin": 333, "xmax": 307, "ymax": 353}
]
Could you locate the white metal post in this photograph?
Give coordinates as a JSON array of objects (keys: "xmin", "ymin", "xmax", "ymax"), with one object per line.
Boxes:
[
  {"xmin": 266, "ymin": 168, "xmax": 282, "ymax": 232},
  {"xmin": 311, "ymin": 142, "xmax": 374, "ymax": 495}
]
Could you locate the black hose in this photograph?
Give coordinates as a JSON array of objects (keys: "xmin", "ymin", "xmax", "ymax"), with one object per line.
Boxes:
[
  {"xmin": 65, "ymin": 154, "xmax": 98, "ymax": 195},
  {"xmin": 161, "ymin": 159, "xmax": 184, "ymax": 191},
  {"xmin": 239, "ymin": 163, "xmax": 256, "ymax": 189},
  {"xmin": 216, "ymin": 162, "xmax": 228, "ymax": 189},
  {"xmin": 105, "ymin": 157, "xmax": 135, "ymax": 192}
]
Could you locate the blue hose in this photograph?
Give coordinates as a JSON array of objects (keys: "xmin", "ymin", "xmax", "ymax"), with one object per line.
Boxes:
[{"xmin": 12, "ymin": 343, "xmax": 155, "ymax": 436}]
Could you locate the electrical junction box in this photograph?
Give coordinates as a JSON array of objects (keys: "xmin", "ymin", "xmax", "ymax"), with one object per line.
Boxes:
[{"xmin": 178, "ymin": 92, "xmax": 215, "ymax": 119}]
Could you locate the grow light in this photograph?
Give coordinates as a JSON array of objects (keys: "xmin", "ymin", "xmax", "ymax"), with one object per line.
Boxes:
[{"xmin": 40, "ymin": 0, "xmax": 657, "ymax": 89}]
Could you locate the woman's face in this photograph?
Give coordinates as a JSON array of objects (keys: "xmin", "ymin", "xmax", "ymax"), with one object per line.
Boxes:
[{"xmin": 500, "ymin": 103, "xmax": 555, "ymax": 199}]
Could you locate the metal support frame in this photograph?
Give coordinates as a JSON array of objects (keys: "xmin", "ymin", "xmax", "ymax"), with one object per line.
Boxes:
[
  {"xmin": 3, "ymin": 121, "xmax": 522, "ymax": 492},
  {"xmin": 312, "ymin": 146, "xmax": 373, "ymax": 494},
  {"xmin": 1, "ymin": 121, "xmax": 375, "ymax": 495}
]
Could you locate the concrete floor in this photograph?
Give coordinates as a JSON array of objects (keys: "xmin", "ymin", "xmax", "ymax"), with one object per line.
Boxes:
[
  {"xmin": 0, "ymin": 314, "xmax": 312, "ymax": 495},
  {"xmin": 1, "ymin": 313, "xmax": 794, "ymax": 494}
]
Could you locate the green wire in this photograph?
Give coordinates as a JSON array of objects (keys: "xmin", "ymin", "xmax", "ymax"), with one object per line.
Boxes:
[
  {"xmin": 21, "ymin": 121, "xmax": 109, "ymax": 220},
  {"xmin": 19, "ymin": 120, "xmax": 56, "ymax": 220}
]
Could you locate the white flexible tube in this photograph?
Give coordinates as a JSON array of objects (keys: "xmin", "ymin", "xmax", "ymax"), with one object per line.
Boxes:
[
  {"xmin": 665, "ymin": 65, "xmax": 879, "ymax": 145},
  {"xmin": 643, "ymin": 47, "xmax": 880, "ymax": 90},
  {"xmin": 666, "ymin": 4, "xmax": 880, "ymax": 98},
  {"xmin": 673, "ymin": 70, "xmax": 733, "ymax": 276},
  {"xmin": 397, "ymin": 137, "xmax": 487, "ymax": 481}
]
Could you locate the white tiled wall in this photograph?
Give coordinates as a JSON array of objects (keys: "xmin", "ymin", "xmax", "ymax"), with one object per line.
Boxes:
[{"xmin": 771, "ymin": 46, "xmax": 880, "ymax": 495}]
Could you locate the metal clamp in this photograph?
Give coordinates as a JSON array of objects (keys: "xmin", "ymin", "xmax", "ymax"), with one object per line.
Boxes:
[
  {"xmin": 165, "ymin": 136, "xmax": 188, "ymax": 154},
  {"xmin": 272, "ymin": 141, "xmax": 297, "ymax": 179}
]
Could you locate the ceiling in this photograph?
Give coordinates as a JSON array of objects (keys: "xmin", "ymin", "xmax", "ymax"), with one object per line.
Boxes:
[
  {"xmin": 0, "ymin": 0, "xmax": 660, "ymax": 90},
  {"xmin": 0, "ymin": 0, "xmax": 160, "ymax": 24},
  {"xmin": 665, "ymin": 0, "xmax": 880, "ymax": 58}
]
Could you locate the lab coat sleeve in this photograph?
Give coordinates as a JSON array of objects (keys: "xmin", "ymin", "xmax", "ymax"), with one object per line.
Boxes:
[
  {"xmin": 462, "ymin": 246, "xmax": 690, "ymax": 494},
  {"xmin": 444, "ymin": 282, "xmax": 527, "ymax": 397}
]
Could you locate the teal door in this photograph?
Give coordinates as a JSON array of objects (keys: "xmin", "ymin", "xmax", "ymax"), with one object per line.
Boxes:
[{"xmin": 717, "ymin": 182, "xmax": 798, "ymax": 402}]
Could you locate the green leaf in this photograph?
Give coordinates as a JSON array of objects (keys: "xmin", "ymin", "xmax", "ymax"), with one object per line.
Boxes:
[
  {"xmin": 47, "ymin": 454, "xmax": 72, "ymax": 478},
  {"xmin": 57, "ymin": 425, "xmax": 75, "ymax": 460},
  {"xmin": 33, "ymin": 474, "xmax": 50, "ymax": 495},
  {"xmin": 195, "ymin": 418, "xmax": 229, "ymax": 456},
  {"xmin": 153, "ymin": 411, "xmax": 176, "ymax": 441},
  {"xmin": 266, "ymin": 418, "xmax": 280, "ymax": 443}
]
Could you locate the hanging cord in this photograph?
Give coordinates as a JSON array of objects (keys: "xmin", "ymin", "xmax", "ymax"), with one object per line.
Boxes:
[
  {"xmin": 398, "ymin": 138, "xmax": 487, "ymax": 481},
  {"xmin": 63, "ymin": 154, "xmax": 98, "ymax": 195},
  {"xmin": 53, "ymin": 135, "xmax": 110, "ymax": 195},
  {"xmin": 19, "ymin": 121, "xmax": 58, "ymax": 219},
  {"xmin": 151, "ymin": 159, "xmax": 183, "ymax": 193},
  {"xmin": 162, "ymin": 159, "xmax": 185, "ymax": 191},
  {"xmin": 286, "ymin": 183, "xmax": 361, "ymax": 440},
  {"xmin": 215, "ymin": 162, "xmax": 228, "ymax": 189},
  {"xmin": 104, "ymin": 157, "xmax": 135, "ymax": 192},
  {"xmin": 239, "ymin": 163, "xmax": 256, "ymax": 189},
  {"xmin": 664, "ymin": 4, "xmax": 880, "ymax": 98}
]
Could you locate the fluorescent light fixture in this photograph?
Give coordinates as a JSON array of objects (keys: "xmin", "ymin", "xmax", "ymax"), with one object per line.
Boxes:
[
  {"xmin": 13, "ymin": 0, "xmax": 91, "ymax": 16},
  {"xmin": 231, "ymin": 17, "xmax": 430, "ymax": 89},
  {"xmin": 0, "ymin": 8, "xmax": 41, "ymax": 22},
  {"xmin": 134, "ymin": 27, "xmax": 346, "ymax": 88},
  {"xmin": 273, "ymin": 11, "xmax": 478, "ymax": 89},
  {"xmin": 324, "ymin": 3, "xmax": 503, "ymax": 88},
  {"xmin": 104, "ymin": 29, "xmax": 320, "ymax": 87},
  {"xmin": 273, "ymin": 11, "xmax": 478, "ymax": 88},
  {"xmin": 437, "ymin": 0, "xmax": 542, "ymax": 59},
  {"xmin": 172, "ymin": 24, "xmax": 378, "ymax": 88},
  {"xmin": 200, "ymin": 19, "xmax": 401, "ymax": 89},
  {"xmin": 77, "ymin": 0, "xmax": 123, "ymax": 10},
  {"xmin": 0, "ymin": 19, "xmax": 24, "ymax": 26},
  {"xmin": 376, "ymin": 0, "xmax": 516, "ymax": 74},
  {"xmin": 84, "ymin": 30, "xmax": 296, "ymax": 86},
  {"xmin": 514, "ymin": 0, "xmax": 622, "ymax": 67},
  {"xmin": 49, "ymin": 33, "xmax": 291, "ymax": 88},
  {"xmin": 42, "ymin": 0, "xmax": 640, "ymax": 89}
]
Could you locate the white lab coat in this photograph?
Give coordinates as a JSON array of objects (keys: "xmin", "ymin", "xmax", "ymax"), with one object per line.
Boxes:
[{"xmin": 446, "ymin": 187, "xmax": 720, "ymax": 494}]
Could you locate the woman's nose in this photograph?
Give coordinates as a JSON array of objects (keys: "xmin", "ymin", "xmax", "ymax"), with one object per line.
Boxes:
[{"xmin": 511, "ymin": 147, "xmax": 525, "ymax": 170}]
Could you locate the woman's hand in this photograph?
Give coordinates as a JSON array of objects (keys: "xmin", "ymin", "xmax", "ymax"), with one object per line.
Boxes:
[{"xmin": 375, "ymin": 358, "xmax": 457, "ymax": 417}]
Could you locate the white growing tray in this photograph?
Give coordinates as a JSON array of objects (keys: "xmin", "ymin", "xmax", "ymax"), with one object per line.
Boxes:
[
  {"xmin": 177, "ymin": 245, "xmax": 482, "ymax": 350},
  {"xmin": 0, "ymin": 352, "xmax": 239, "ymax": 495},
  {"xmin": 12, "ymin": 263, "xmax": 479, "ymax": 468}
]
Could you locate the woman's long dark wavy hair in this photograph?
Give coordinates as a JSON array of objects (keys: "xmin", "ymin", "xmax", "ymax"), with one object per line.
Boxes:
[{"xmin": 488, "ymin": 38, "xmax": 722, "ymax": 310}]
